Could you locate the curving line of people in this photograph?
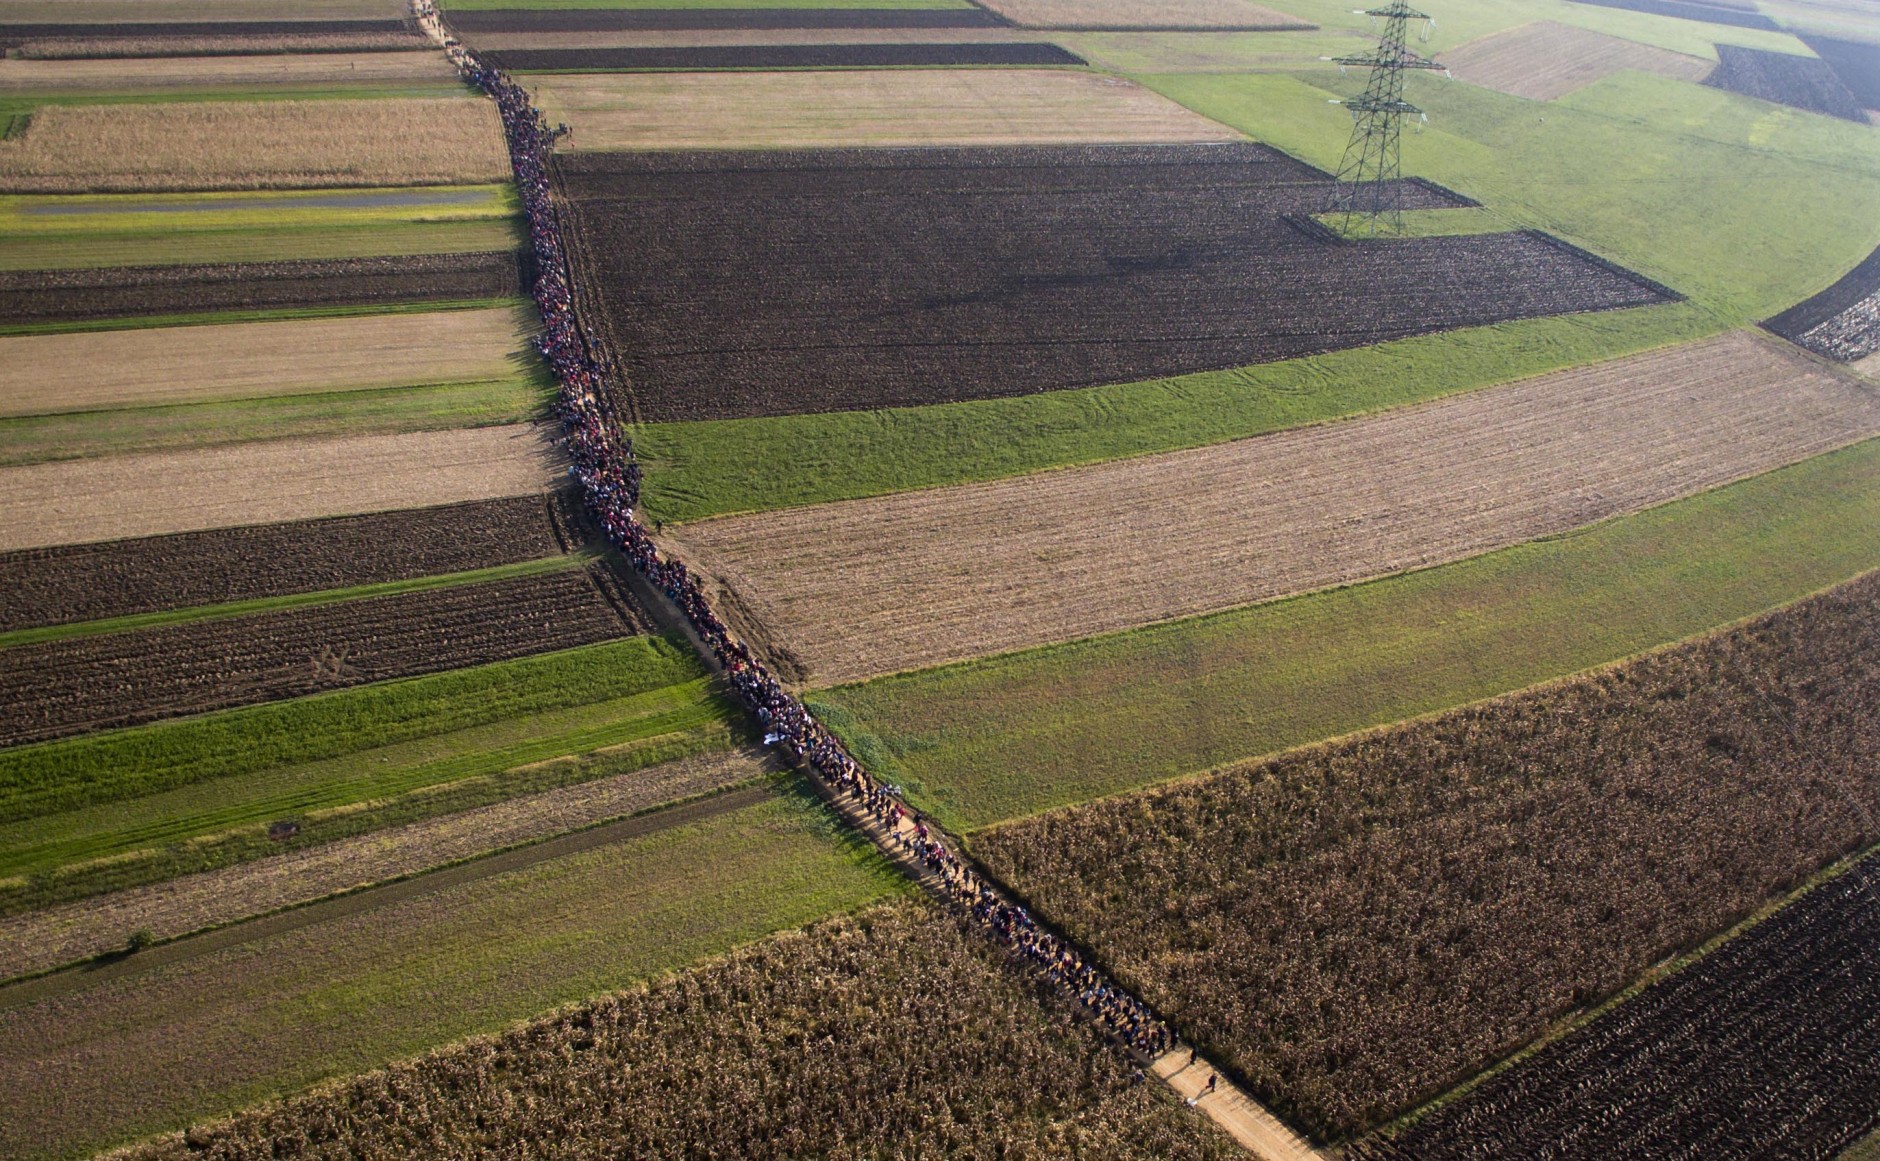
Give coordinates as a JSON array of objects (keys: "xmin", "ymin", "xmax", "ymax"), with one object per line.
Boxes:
[{"xmin": 433, "ymin": 17, "xmax": 1174, "ymax": 1062}]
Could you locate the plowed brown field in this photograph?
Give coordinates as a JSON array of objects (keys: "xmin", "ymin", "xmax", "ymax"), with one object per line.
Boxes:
[
  {"xmin": 0, "ymin": 306, "xmax": 531, "ymax": 416},
  {"xmin": 973, "ymin": 0, "xmax": 1312, "ymax": 29},
  {"xmin": 666, "ymin": 332, "xmax": 1880, "ymax": 685},
  {"xmin": 0, "ymin": 50, "xmax": 454, "ymax": 90},
  {"xmin": 1439, "ymin": 21, "xmax": 1712, "ymax": 101},
  {"xmin": 0, "ymin": 424, "xmax": 561, "ymax": 551}
]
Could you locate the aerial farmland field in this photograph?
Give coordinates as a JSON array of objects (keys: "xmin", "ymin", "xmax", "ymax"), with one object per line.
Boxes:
[{"xmin": 3, "ymin": 0, "xmax": 1879, "ymax": 1157}]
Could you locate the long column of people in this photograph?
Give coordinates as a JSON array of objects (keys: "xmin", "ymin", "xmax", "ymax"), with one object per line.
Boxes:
[{"xmin": 439, "ymin": 26, "xmax": 1177, "ymax": 1063}]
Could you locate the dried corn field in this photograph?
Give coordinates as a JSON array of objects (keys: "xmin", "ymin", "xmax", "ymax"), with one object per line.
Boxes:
[
  {"xmin": 111, "ymin": 902, "xmax": 1242, "ymax": 1161},
  {"xmin": 0, "ymin": 98, "xmax": 510, "ymax": 192},
  {"xmin": 975, "ymin": 567, "xmax": 1880, "ymax": 1140},
  {"xmin": 1437, "ymin": 22, "xmax": 1713, "ymax": 101},
  {"xmin": 667, "ymin": 332, "xmax": 1880, "ymax": 685}
]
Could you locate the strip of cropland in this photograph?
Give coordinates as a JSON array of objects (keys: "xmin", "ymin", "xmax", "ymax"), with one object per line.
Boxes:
[
  {"xmin": 1703, "ymin": 43, "xmax": 1870, "ymax": 121},
  {"xmin": 667, "ymin": 331, "xmax": 1880, "ymax": 685},
  {"xmin": 0, "ymin": 97, "xmax": 510, "ymax": 192},
  {"xmin": 443, "ymin": 6, "xmax": 997, "ymax": 31},
  {"xmin": 810, "ymin": 436, "xmax": 1880, "ymax": 832},
  {"xmin": 0, "ymin": 423, "xmax": 560, "ymax": 550},
  {"xmin": 0, "ymin": 788, "xmax": 903, "ymax": 1161},
  {"xmin": 1568, "ymin": 0, "xmax": 1780, "ymax": 30},
  {"xmin": 624, "ymin": 65, "xmax": 1880, "ymax": 524},
  {"xmin": 556, "ymin": 143, "xmax": 1665, "ymax": 422},
  {"xmin": 970, "ymin": 567, "xmax": 1880, "ymax": 1140},
  {"xmin": 971, "ymin": 0, "xmax": 1314, "ymax": 30},
  {"xmin": 0, "ymin": 51, "xmax": 460, "ymax": 91},
  {"xmin": 1437, "ymin": 21, "xmax": 1712, "ymax": 101},
  {"xmin": 1801, "ymin": 33, "xmax": 1880, "ymax": 109},
  {"xmin": 1764, "ymin": 241, "xmax": 1880, "ymax": 362},
  {"xmin": 526, "ymin": 67, "xmax": 1241, "ymax": 149},
  {"xmin": 489, "ymin": 41, "xmax": 1085, "ymax": 68},
  {"xmin": 100, "ymin": 902, "xmax": 1235, "ymax": 1161},
  {"xmin": 1368, "ymin": 852, "xmax": 1880, "ymax": 1160}
]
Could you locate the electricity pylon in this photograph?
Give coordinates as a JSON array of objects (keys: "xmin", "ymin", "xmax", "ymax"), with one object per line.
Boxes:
[{"xmin": 1327, "ymin": 2, "xmax": 1446, "ymax": 237}]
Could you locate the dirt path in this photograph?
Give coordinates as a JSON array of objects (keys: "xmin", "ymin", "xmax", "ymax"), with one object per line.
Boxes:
[
  {"xmin": 1155, "ymin": 1053, "xmax": 1328, "ymax": 1161},
  {"xmin": 0, "ymin": 785, "xmax": 770, "ymax": 1010},
  {"xmin": 667, "ymin": 331, "xmax": 1880, "ymax": 686}
]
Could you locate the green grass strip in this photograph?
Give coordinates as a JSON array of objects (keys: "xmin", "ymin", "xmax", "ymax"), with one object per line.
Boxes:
[
  {"xmin": 812, "ymin": 439, "xmax": 1880, "ymax": 834},
  {"xmin": 0, "ymin": 635, "xmax": 706, "ymax": 826},
  {"xmin": 0, "ymin": 219, "xmax": 522, "ymax": 273},
  {"xmin": 638, "ymin": 302, "xmax": 1717, "ymax": 524},
  {"xmin": 0, "ymin": 296, "xmax": 524, "ymax": 337},
  {"xmin": 0, "ymin": 554, "xmax": 585, "ymax": 651}
]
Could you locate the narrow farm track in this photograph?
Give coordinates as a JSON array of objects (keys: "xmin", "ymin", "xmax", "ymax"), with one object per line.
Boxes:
[
  {"xmin": 0, "ymin": 785, "xmax": 772, "ymax": 1011},
  {"xmin": 666, "ymin": 331, "xmax": 1880, "ymax": 686}
]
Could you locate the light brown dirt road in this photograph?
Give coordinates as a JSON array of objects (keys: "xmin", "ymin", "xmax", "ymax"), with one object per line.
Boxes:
[
  {"xmin": 1439, "ymin": 21, "xmax": 1713, "ymax": 101},
  {"xmin": 0, "ymin": 423, "xmax": 561, "ymax": 550},
  {"xmin": 1155, "ymin": 1052, "xmax": 1327, "ymax": 1161},
  {"xmin": 666, "ymin": 331, "xmax": 1880, "ymax": 686}
]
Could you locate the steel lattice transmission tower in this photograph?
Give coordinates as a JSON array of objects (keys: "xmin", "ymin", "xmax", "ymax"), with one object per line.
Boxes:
[{"xmin": 1327, "ymin": 2, "xmax": 1446, "ymax": 236}]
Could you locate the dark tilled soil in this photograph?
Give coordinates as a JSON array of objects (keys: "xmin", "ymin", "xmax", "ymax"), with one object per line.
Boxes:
[
  {"xmin": 1802, "ymin": 34, "xmax": 1880, "ymax": 110},
  {"xmin": 0, "ymin": 560, "xmax": 649, "ymax": 748},
  {"xmin": 1567, "ymin": 0, "xmax": 1779, "ymax": 29},
  {"xmin": 0, "ymin": 20, "xmax": 410, "ymax": 46},
  {"xmin": 1704, "ymin": 44, "xmax": 1868, "ymax": 121},
  {"xmin": 1763, "ymin": 242, "xmax": 1880, "ymax": 361},
  {"xmin": 444, "ymin": 8, "xmax": 1008, "ymax": 33},
  {"xmin": 553, "ymin": 144, "xmax": 1671, "ymax": 421},
  {"xmin": 0, "ymin": 251, "xmax": 529, "ymax": 325},
  {"xmin": 489, "ymin": 42, "xmax": 1082, "ymax": 71},
  {"xmin": 0, "ymin": 491, "xmax": 589, "ymax": 634},
  {"xmin": 11, "ymin": 32, "xmax": 425, "ymax": 58}
]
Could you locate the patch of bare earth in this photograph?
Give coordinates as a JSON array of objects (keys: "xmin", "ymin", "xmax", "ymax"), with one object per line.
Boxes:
[
  {"xmin": 0, "ymin": 750, "xmax": 767, "ymax": 981},
  {"xmin": 532, "ymin": 69, "xmax": 1242, "ymax": 151},
  {"xmin": 0, "ymin": 98, "xmax": 509, "ymax": 193},
  {"xmin": 470, "ymin": 29, "xmax": 1045, "ymax": 50},
  {"xmin": 0, "ymin": 51, "xmax": 455, "ymax": 90},
  {"xmin": 973, "ymin": 0, "xmax": 1313, "ymax": 29},
  {"xmin": 0, "ymin": 424, "xmax": 561, "ymax": 551},
  {"xmin": 666, "ymin": 331, "xmax": 1880, "ymax": 686},
  {"xmin": 1438, "ymin": 21, "xmax": 1713, "ymax": 101}
]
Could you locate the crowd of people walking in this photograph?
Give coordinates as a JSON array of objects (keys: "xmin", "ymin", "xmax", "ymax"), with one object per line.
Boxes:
[{"xmin": 441, "ymin": 29, "xmax": 1175, "ymax": 1063}]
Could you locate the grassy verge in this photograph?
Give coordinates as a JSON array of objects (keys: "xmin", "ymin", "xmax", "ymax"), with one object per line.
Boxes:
[
  {"xmin": 0, "ymin": 219, "xmax": 521, "ymax": 272},
  {"xmin": 812, "ymin": 439, "xmax": 1880, "ymax": 833},
  {"xmin": 0, "ymin": 790, "xmax": 904, "ymax": 1161},
  {"xmin": 0, "ymin": 636, "xmax": 705, "ymax": 825},
  {"xmin": 0, "ymin": 376, "xmax": 552, "ymax": 466},
  {"xmin": 638, "ymin": 301, "xmax": 1714, "ymax": 523}
]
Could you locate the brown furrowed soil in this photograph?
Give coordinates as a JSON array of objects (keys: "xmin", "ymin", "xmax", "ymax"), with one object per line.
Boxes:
[
  {"xmin": 1764, "ymin": 242, "xmax": 1880, "ymax": 363},
  {"xmin": 0, "ymin": 98, "xmax": 509, "ymax": 193},
  {"xmin": 0, "ymin": 250, "xmax": 524, "ymax": 324},
  {"xmin": 489, "ymin": 42, "xmax": 1086, "ymax": 71},
  {"xmin": 0, "ymin": 491, "xmax": 584, "ymax": 632},
  {"xmin": 666, "ymin": 332, "xmax": 1880, "ymax": 686},
  {"xmin": 0, "ymin": 305, "xmax": 532, "ymax": 416},
  {"xmin": 445, "ymin": 8, "xmax": 1009, "ymax": 34},
  {"xmin": 554, "ymin": 144, "xmax": 1655, "ymax": 421},
  {"xmin": 0, "ymin": 423, "xmax": 561, "ymax": 551},
  {"xmin": 0, "ymin": 561, "xmax": 648, "ymax": 746},
  {"xmin": 974, "ymin": 567, "xmax": 1880, "ymax": 1140},
  {"xmin": 0, "ymin": 50, "xmax": 453, "ymax": 89},
  {"xmin": 11, "ymin": 32, "xmax": 422, "ymax": 58},
  {"xmin": 104, "ymin": 901, "xmax": 1238, "ymax": 1161},
  {"xmin": 1438, "ymin": 21, "xmax": 1712, "ymax": 101},
  {"xmin": 471, "ymin": 29, "xmax": 1044, "ymax": 50},
  {"xmin": 529, "ymin": 69, "xmax": 1242, "ymax": 150},
  {"xmin": 1704, "ymin": 43, "xmax": 1870, "ymax": 121},
  {"xmin": 972, "ymin": 0, "xmax": 1314, "ymax": 30},
  {"xmin": 0, "ymin": 749, "xmax": 767, "ymax": 981}
]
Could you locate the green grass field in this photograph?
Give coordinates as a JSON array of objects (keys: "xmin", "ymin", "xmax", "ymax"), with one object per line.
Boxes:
[
  {"xmin": 0, "ymin": 219, "xmax": 521, "ymax": 272},
  {"xmin": 637, "ymin": 55, "xmax": 1880, "ymax": 526},
  {"xmin": 0, "ymin": 790, "xmax": 904, "ymax": 1161},
  {"xmin": 812, "ymin": 440, "xmax": 1880, "ymax": 833},
  {"xmin": 0, "ymin": 636, "xmax": 706, "ymax": 826}
]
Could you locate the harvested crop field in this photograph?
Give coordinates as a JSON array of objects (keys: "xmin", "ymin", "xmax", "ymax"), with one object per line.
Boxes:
[
  {"xmin": 489, "ymin": 41, "xmax": 1084, "ymax": 70},
  {"xmin": 0, "ymin": 17, "xmax": 410, "ymax": 43},
  {"xmin": 0, "ymin": 491, "xmax": 584, "ymax": 632},
  {"xmin": 0, "ymin": 250, "xmax": 525, "ymax": 324},
  {"xmin": 1439, "ymin": 22, "xmax": 1712, "ymax": 101},
  {"xmin": 9, "ymin": 31, "xmax": 423, "ymax": 57},
  {"xmin": 1568, "ymin": 0, "xmax": 1781, "ymax": 29},
  {"xmin": 0, "ymin": 50, "xmax": 454, "ymax": 90},
  {"xmin": 1370, "ymin": 854, "xmax": 1880, "ymax": 1160},
  {"xmin": 971, "ymin": 0, "xmax": 1313, "ymax": 30},
  {"xmin": 106, "ymin": 901, "xmax": 1236, "ymax": 1161},
  {"xmin": 0, "ymin": 748, "xmax": 768, "ymax": 980},
  {"xmin": 666, "ymin": 331, "xmax": 1879, "ymax": 685},
  {"xmin": 444, "ymin": 8, "xmax": 1009, "ymax": 34},
  {"xmin": 0, "ymin": 305, "xmax": 533, "ymax": 415},
  {"xmin": 555, "ymin": 143, "xmax": 1664, "ymax": 421},
  {"xmin": 0, "ymin": 561, "xmax": 648, "ymax": 746},
  {"xmin": 975, "ymin": 568, "xmax": 1880, "ymax": 1139},
  {"xmin": 1802, "ymin": 33, "xmax": 1880, "ymax": 108},
  {"xmin": 1764, "ymin": 241, "xmax": 1880, "ymax": 361},
  {"xmin": 1704, "ymin": 43, "xmax": 1869, "ymax": 120},
  {"xmin": 469, "ymin": 28, "xmax": 1044, "ymax": 49},
  {"xmin": 528, "ymin": 69, "xmax": 1241, "ymax": 151},
  {"xmin": 0, "ymin": 98, "xmax": 510, "ymax": 193},
  {"xmin": 0, "ymin": 423, "xmax": 560, "ymax": 551}
]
